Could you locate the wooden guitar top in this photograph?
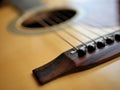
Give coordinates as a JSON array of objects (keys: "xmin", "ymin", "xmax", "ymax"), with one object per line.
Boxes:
[{"xmin": 0, "ymin": 0, "xmax": 120, "ymax": 89}]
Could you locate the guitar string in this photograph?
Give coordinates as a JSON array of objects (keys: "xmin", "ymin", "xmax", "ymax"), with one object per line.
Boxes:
[
  {"xmin": 34, "ymin": 17, "xmax": 78, "ymax": 50},
  {"xmin": 78, "ymin": 20, "xmax": 116, "ymax": 40},
  {"xmin": 34, "ymin": 10, "xmax": 120, "ymax": 51},
  {"xmin": 79, "ymin": 17, "xmax": 120, "ymax": 36},
  {"xmin": 80, "ymin": 17, "xmax": 116, "ymax": 33},
  {"xmin": 76, "ymin": 17, "xmax": 119, "ymax": 41},
  {"xmin": 54, "ymin": 12, "xmax": 103, "ymax": 36},
  {"xmin": 56, "ymin": 10, "xmax": 118, "ymax": 35},
  {"xmin": 41, "ymin": 17, "xmax": 87, "ymax": 48},
  {"xmin": 52, "ymin": 11, "xmax": 119, "ymax": 45},
  {"xmin": 66, "ymin": 24, "xmax": 96, "ymax": 44},
  {"xmin": 75, "ymin": 17, "xmax": 120, "ymax": 41},
  {"xmin": 48, "ymin": 13, "xmax": 96, "ymax": 47},
  {"xmin": 35, "ymin": 11, "xmax": 116, "ymax": 49},
  {"xmin": 53, "ymin": 12, "xmax": 103, "ymax": 41},
  {"xmin": 77, "ymin": 23, "xmax": 106, "ymax": 40},
  {"xmin": 49, "ymin": 14, "xmax": 96, "ymax": 45},
  {"xmin": 53, "ymin": 12, "xmax": 96, "ymax": 39},
  {"xmin": 53, "ymin": 12, "xmax": 109, "ymax": 40},
  {"xmin": 45, "ymin": 11, "xmax": 109, "ymax": 45},
  {"xmin": 45, "ymin": 13, "xmax": 109, "ymax": 50},
  {"xmin": 48, "ymin": 16, "xmax": 88, "ymax": 46}
]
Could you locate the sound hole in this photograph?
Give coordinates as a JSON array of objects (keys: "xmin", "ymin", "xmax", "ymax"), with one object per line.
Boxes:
[{"xmin": 22, "ymin": 9, "xmax": 76, "ymax": 28}]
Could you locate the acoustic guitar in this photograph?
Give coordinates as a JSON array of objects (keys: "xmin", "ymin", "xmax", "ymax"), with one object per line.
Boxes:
[{"xmin": 0, "ymin": 0, "xmax": 120, "ymax": 89}]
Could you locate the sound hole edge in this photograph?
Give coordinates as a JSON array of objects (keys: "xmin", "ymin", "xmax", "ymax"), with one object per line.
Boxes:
[{"xmin": 21, "ymin": 8, "xmax": 77, "ymax": 29}]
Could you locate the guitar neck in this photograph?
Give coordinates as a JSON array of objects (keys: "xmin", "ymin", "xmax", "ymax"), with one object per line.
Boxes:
[{"xmin": 9, "ymin": 0, "xmax": 44, "ymax": 13}]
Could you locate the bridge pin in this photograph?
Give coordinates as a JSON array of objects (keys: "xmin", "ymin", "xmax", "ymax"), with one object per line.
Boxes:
[
  {"xmin": 77, "ymin": 48, "xmax": 86, "ymax": 57},
  {"xmin": 87, "ymin": 44, "xmax": 96, "ymax": 53},
  {"xmin": 106, "ymin": 37, "xmax": 114, "ymax": 44},
  {"xmin": 97, "ymin": 41, "xmax": 105, "ymax": 49},
  {"xmin": 115, "ymin": 33, "xmax": 120, "ymax": 42}
]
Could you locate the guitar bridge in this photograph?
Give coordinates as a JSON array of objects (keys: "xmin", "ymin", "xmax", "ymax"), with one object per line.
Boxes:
[{"xmin": 33, "ymin": 30, "xmax": 120, "ymax": 85}]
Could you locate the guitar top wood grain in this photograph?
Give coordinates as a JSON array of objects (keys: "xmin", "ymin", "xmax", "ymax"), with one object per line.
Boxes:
[{"xmin": 0, "ymin": 0, "xmax": 120, "ymax": 90}]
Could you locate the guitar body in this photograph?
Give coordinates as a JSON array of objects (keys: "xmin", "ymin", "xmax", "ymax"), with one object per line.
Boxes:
[{"xmin": 0, "ymin": 0, "xmax": 120, "ymax": 89}]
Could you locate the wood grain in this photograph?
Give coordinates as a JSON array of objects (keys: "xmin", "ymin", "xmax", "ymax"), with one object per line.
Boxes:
[{"xmin": 0, "ymin": 0, "xmax": 120, "ymax": 90}]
